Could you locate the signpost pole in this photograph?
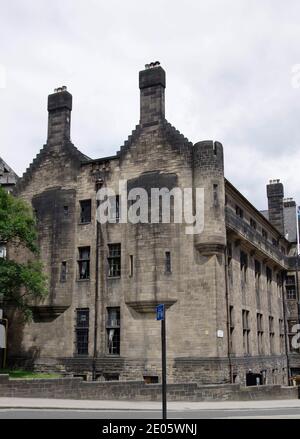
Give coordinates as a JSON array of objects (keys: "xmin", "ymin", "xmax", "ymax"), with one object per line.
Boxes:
[
  {"xmin": 161, "ymin": 313, "xmax": 167, "ymax": 420},
  {"xmin": 156, "ymin": 303, "xmax": 167, "ymax": 420}
]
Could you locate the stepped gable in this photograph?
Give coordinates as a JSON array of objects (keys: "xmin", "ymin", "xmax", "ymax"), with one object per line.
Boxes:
[{"xmin": 13, "ymin": 142, "xmax": 90, "ymax": 195}]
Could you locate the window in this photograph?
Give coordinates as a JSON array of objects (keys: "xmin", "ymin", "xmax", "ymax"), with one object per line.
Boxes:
[
  {"xmin": 266, "ymin": 267, "xmax": 272, "ymax": 312},
  {"xmin": 236, "ymin": 205, "xmax": 244, "ymax": 219},
  {"xmin": 106, "ymin": 307, "xmax": 120, "ymax": 355},
  {"xmin": 80, "ymin": 200, "xmax": 91, "ymax": 223},
  {"xmin": 279, "ymin": 319, "xmax": 285, "ymax": 353},
  {"xmin": 78, "ymin": 247, "xmax": 90, "ymax": 280},
  {"xmin": 262, "ymin": 229, "xmax": 268, "ymax": 240},
  {"xmin": 255, "ymin": 260, "xmax": 261, "ymax": 308},
  {"xmin": 257, "ymin": 313, "xmax": 264, "ymax": 355},
  {"xmin": 60, "ymin": 261, "xmax": 67, "ymax": 282},
  {"xmin": 269, "ymin": 316, "xmax": 275, "ymax": 354},
  {"xmin": 129, "ymin": 255, "xmax": 134, "ymax": 277},
  {"xmin": 144, "ymin": 376, "xmax": 159, "ymax": 384},
  {"xmin": 250, "ymin": 218, "xmax": 257, "ymax": 230},
  {"xmin": 107, "ymin": 194, "xmax": 120, "ymax": 223},
  {"xmin": 63, "ymin": 205, "xmax": 69, "ymax": 216},
  {"xmin": 75, "ymin": 309, "xmax": 89, "ymax": 355},
  {"xmin": 227, "ymin": 243, "xmax": 233, "ymax": 285},
  {"xmin": 242, "ymin": 310, "xmax": 250, "ymax": 354},
  {"xmin": 165, "ymin": 251, "xmax": 171, "ymax": 274},
  {"xmin": 286, "ymin": 275, "xmax": 296, "ymax": 300},
  {"xmin": 213, "ymin": 184, "xmax": 219, "ymax": 207},
  {"xmin": 240, "ymin": 251, "xmax": 248, "ymax": 302},
  {"xmin": 0, "ymin": 244, "xmax": 7, "ymax": 259},
  {"xmin": 229, "ymin": 305, "xmax": 235, "ymax": 353},
  {"xmin": 272, "ymin": 238, "xmax": 278, "ymax": 248},
  {"xmin": 108, "ymin": 244, "xmax": 121, "ymax": 277},
  {"xmin": 104, "ymin": 374, "xmax": 119, "ymax": 381},
  {"xmin": 266, "ymin": 266, "xmax": 272, "ymax": 283},
  {"xmin": 288, "ymin": 320, "xmax": 299, "ymax": 353},
  {"xmin": 287, "ymin": 287, "xmax": 296, "ymax": 300}
]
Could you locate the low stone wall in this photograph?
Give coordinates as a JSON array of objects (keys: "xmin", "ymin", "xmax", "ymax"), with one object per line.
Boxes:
[{"xmin": 0, "ymin": 375, "xmax": 298, "ymax": 401}]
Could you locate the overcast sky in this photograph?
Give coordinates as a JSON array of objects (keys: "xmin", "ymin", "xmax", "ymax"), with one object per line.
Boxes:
[{"xmin": 1, "ymin": 0, "xmax": 300, "ymax": 209}]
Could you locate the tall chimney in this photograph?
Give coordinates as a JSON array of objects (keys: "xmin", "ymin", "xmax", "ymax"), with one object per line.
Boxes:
[
  {"xmin": 139, "ymin": 62, "xmax": 165, "ymax": 127},
  {"xmin": 47, "ymin": 86, "xmax": 72, "ymax": 145},
  {"xmin": 267, "ymin": 179, "xmax": 284, "ymax": 235}
]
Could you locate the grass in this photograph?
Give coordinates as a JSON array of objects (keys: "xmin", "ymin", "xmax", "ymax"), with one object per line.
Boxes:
[{"xmin": 0, "ymin": 369, "xmax": 62, "ymax": 379}]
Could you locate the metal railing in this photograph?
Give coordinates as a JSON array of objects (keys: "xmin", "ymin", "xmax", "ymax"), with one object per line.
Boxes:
[{"xmin": 225, "ymin": 207, "xmax": 285, "ymax": 265}]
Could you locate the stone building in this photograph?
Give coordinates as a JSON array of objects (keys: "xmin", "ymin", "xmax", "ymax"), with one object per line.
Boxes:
[
  {"xmin": 0, "ymin": 157, "xmax": 18, "ymax": 193},
  {"xmin": 7, "ymin": 63, "xmax": 300, "ymax": 385}
]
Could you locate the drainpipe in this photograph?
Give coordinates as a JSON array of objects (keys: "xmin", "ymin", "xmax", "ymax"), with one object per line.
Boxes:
[
  {"xmin": 92, "ymin": 178, "xmax": 104, "ymax": 381},
  {"xmin": 224, "ymin": 245, "xmax": 233, "ymax": 383},
  {"xmin": 282, "ymin": 271, "xmax": 291, "ymax": 385}
]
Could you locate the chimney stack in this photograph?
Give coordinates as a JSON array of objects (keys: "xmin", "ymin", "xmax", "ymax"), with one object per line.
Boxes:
[
  {"xmin": 47, "ymin": 86, "xmax": 72, "ymax": 145},
  {"xmin": 139, "ymin": 62, "xmax": 165, "ymax": 127},
  {"xmin": 267, "ymin": 179, "xmax": 285, "ymax": 235}
]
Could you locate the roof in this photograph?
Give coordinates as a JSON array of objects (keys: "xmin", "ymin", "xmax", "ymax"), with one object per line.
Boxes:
[
  {"xmin": 225, "ymin": 178, "xmax": 290, "ymax": 243},
  {"xmin": 0, "ymin": 157, "xmax": 18, "ymax": 186}
]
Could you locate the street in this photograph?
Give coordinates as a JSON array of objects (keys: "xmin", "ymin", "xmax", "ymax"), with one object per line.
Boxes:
[{"xmin": 1, "ymin": 405, "xmax": 300, "ymax": 419}]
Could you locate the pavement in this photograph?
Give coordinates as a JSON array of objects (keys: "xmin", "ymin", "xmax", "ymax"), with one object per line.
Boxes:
[{"xmin": 1, "ymin": 397, "xmax": 300, "ymax": 411}]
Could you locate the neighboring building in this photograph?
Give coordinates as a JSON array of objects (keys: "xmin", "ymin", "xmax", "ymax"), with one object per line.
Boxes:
[
  {"xmin": 7, "ymin": 64, "xmax": 300, "ymax": 385},
  {"xmin": 0, "ymin": 157, "xmax": 18, "ymax": 192}
]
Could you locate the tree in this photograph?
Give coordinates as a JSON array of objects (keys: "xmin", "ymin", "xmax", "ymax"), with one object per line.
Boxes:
[{"xmin": 0, "ymin": 186, "xmax": 47, "ymax": 320}]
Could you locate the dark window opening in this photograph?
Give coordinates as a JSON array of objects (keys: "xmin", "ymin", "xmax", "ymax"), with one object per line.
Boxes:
[
  {"xmin": 229, "ymin": 305, "xmax": 235, "ymax": 353},
  {"xmin": 255, "ymin": 260, "xmax": 261, "ymax": 307},
  {"xmin": 236, "ymin": 205, "xmax": 244, "ymax": 219},
  {"xmin": 165, "ymin": 251, "xmax": 171, "ymax": 274},
  {"xmin": 240, "ymin": 251, "xmax": 248, "ymax": 292},
  {"xmin": 279, "ymin": 319, "xmax": 285, "ymax": 352},
  {"xmin": 80, "ymin": 199, "xmax": 92, "ymax": 223},
  {"xmin": 75, "ymin": 309, "xmax": 89, "ymax": 355},
  {"xmin": 108, "ymin": 244, "xmax": 121, "ymax": 277},
  {"xmin": 269, "ymin": 316, "xmax": 275, "ymax": 354},
  {"xmin": 60, "ymin": 261, "xmax": 67, "ymax": 282},
  {"xmin": 266, "ymin": 266, "xmax": 272, "ymax": 283},
  {"xmin": 78, "ymin": 247, "xmax": 90, "ymax": 280},
  {"xmin": 73, "ymin": 374, "xmax": 88, "ymax": 381},
  {"xmin": 262, "ymin": 229, "xmax": 268, "ymax": 240},
  {"xmin": 144, "ymin": 376, "xmax": 159, "ymax": 384},
  {"xmin": 104, "ymin": 374, "xmax": 119, "ymax": 381},
  {"xmin": 213, "ymin": 184, "xmax": 219, "ymax": 207},
  {"xmin": 63, "ymin": 205, "xmax": 69, "ymax": 216},
  {"xmin": 257, "ymin": 313, "xmax": 264, "ymax": 355},
  {"xmin": 106, "ymin": 307, "xmax": 120, "ymax": 355},
  {"xmin": 227, "ymin": 243, "xmax": 233, "ymax": 285},
  {"xmin": 242, "ymin": 310, "xmax": 250, "ymax": 354},
  {"xmin": 250, "ymin": 218, "xmax": 257, "ymax": 230},
  {"xmin": 129, "ymin": 255, "xmax": 133, "ymax": 277}
]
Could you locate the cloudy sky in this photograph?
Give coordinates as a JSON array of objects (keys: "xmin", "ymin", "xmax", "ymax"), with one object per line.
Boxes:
[{"xmin": 1, "ymin": 0, "xmax": 300, "ymax": 209}]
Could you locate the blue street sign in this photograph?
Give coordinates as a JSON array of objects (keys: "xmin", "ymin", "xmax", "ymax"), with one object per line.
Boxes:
[{"xmin": 156, "ymin": 304, "xmax": 165, "ymax": 321}]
